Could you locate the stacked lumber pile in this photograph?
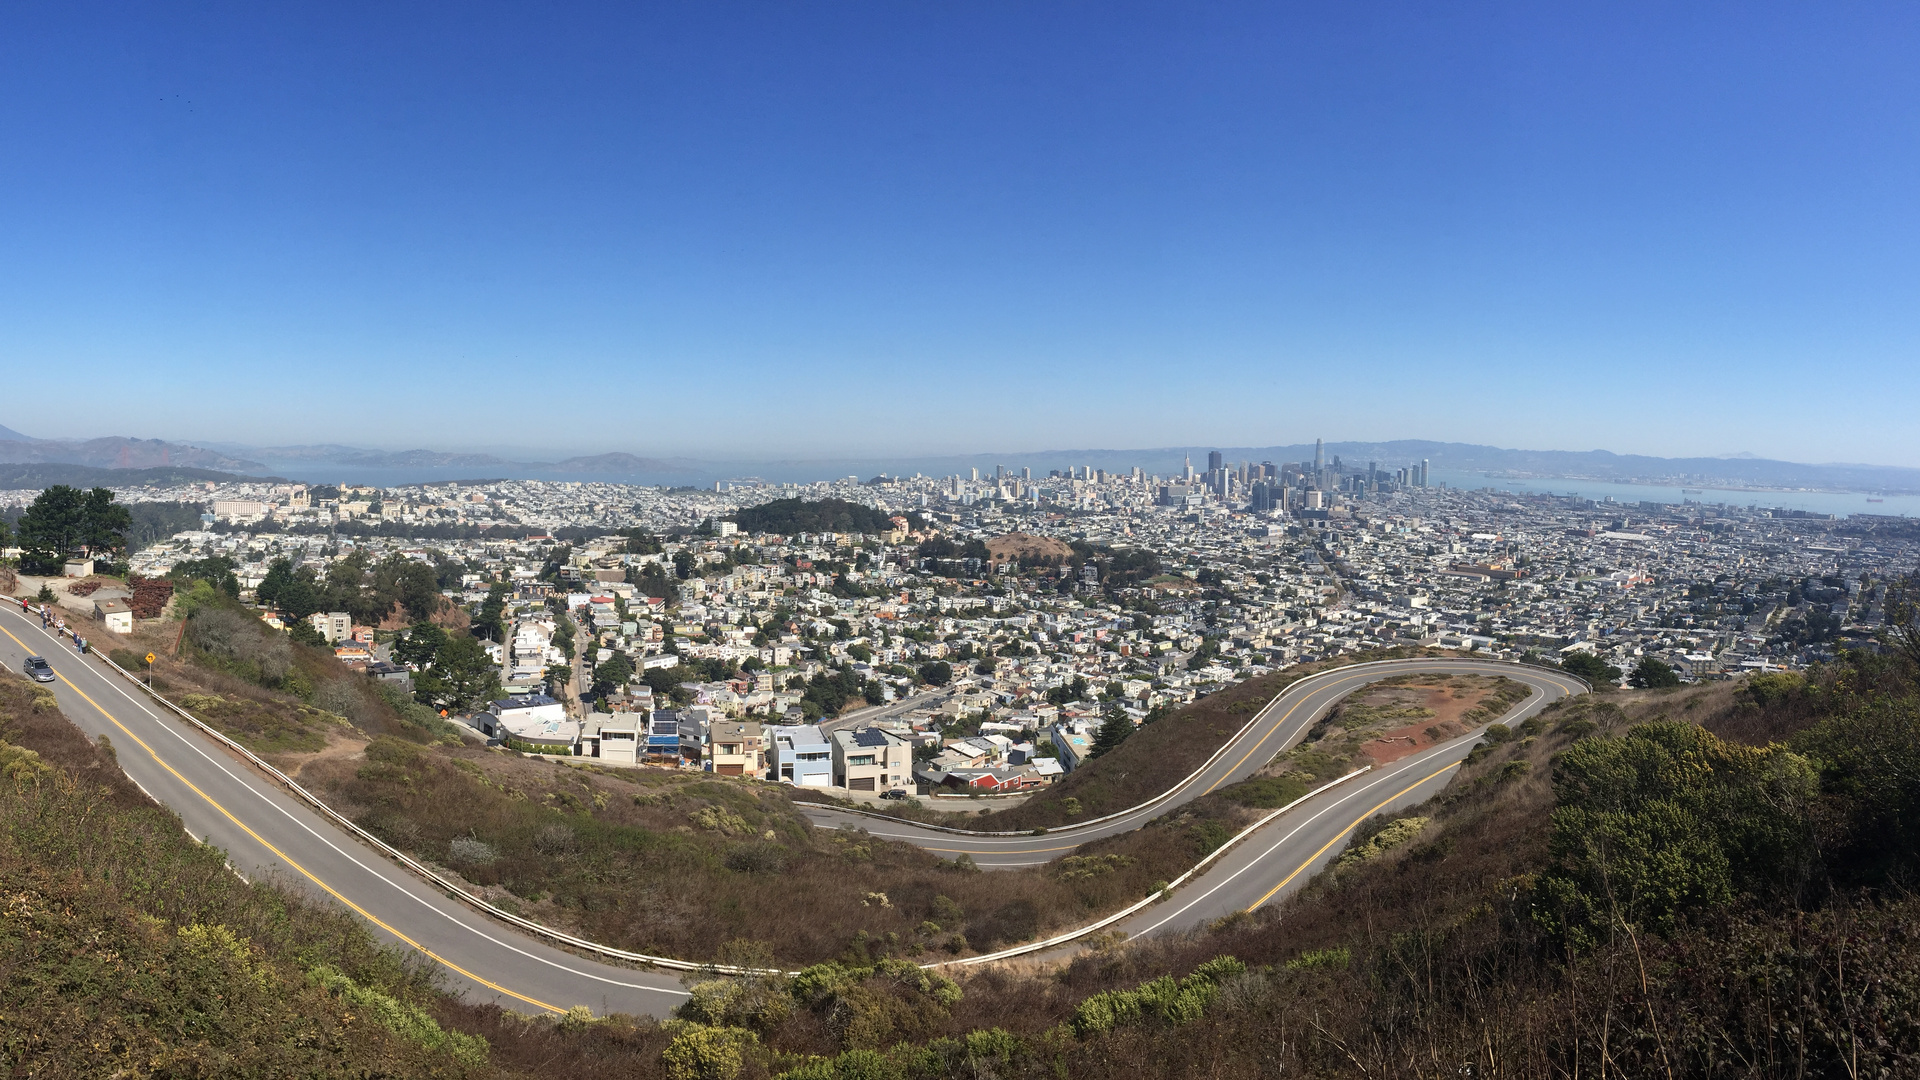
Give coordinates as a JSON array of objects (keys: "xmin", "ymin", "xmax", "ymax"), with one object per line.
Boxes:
[
  {"xmin": 128, "ymin": 576, "xmax": 174, "ymax": 619},
  {"xmin": 68, "ymin": 579, "xmax": 104, "ymax": 597}
]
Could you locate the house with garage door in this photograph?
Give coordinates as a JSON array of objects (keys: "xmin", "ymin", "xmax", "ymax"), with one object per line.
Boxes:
[
  {"xmin": 768, "ymin": 724, "xmax": 833, "ymax": 786},
  {"xmin": 832, "ymin": 728, "xmax": 909, "ymax": 792},
  {"xmin": 707, "ymin": 721, "xmax": 765, "ymax": 776}
]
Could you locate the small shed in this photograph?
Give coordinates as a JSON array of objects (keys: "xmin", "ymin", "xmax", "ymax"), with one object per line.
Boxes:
[{"xmin": 94, "ymin": 597, "xmax": 133, "ymax": 634}]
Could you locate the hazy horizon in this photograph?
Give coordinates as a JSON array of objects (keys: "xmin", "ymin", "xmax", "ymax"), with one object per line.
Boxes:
[{"xmin": 4, "ymin": 4, "xmax": 1918, "ymax": 465}]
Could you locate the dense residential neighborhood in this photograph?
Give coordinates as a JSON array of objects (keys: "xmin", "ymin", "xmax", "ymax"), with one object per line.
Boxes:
[{"xmin": 8, "ymin": 451, "xmax": 1915, "ymax": 796}]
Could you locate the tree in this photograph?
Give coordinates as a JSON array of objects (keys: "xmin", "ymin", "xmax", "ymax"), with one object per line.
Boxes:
[
  {"xmin": 256, "ymin": 558, "xmax": 296, "ymax": 609},
  {"xmin": 170, "ymin": 556, "xmax": 240, "ymax": 597},
  {"xmin": 82, "ymin": 487, "xmax": 131, "ymax": 557},
  {"xmin": 593, "ymin": 651, "xmax": 635, "ymax": 698},
  {"xmin": 414, "ymin": 636, "xmax": 501, "ymax": 713},
  {"xmin": 917, "ymin": 661, "xmax": 952, "ymax": 687},
  {"xmin": 393, "ymin": 621, "xmax": 449, "ymax": 669},
  {"xmin": 277, "ymin": 568, "xmax": 324, "ymax": 621},
  {"xmin": 1629, "ymin": 657, "xmax": 1682, "ymax": 688},
  {"xmin": 673, "ymin": 550, "xmax": 695, "ymax": 580},
  {"xmin": 472, "ymin": 581, "xmax": 511, "ymax": 642},
  {"xmin": 1560, "ymin": 650, "xmax": 1622, "ymax": 686},
  {"xmin": 16, "ymin": 485, "xmax": 87, "ymax": 573},
  {"xmin": 1048, "ymin": 676, "xmax": 1089, "ymax": 707},
  {"xmin": 1091, "ymin": 705, "xmax": 1134, "ymax": 758},
  {"xmin": 373, "ymin": 554, "xmax": 443, "ymax": 623}
]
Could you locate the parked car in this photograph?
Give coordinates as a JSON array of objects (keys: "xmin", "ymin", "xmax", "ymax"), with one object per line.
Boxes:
[
  {"xmin": 879, "ymin": 788, "xmax": 911, "ymax": 800},
  {"xmin": 22, "ymin": 656, "xmax": 55, "ymax": 683}
]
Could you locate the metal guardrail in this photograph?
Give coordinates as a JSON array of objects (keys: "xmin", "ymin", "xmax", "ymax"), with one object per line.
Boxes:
[
  {"xmin": 798, "ymin": 656, "xmax": 1579, "ymax": 836},
  {"xmin": 22, "ymin": 595, "xmax": 1585, "ymax": 984},
  {"xmin": 17, "ymin": 602, "xmax": 766, "ymax": 977},
  {"xmin": 932, "ymin": 767, "xmax": 1372, "ymax": 968}
]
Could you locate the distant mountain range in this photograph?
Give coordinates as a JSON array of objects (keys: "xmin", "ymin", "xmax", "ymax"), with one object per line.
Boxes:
[
  {"xmin": 3, "ymin": 422, "xmax": 1917, "ymax": 495},
  {"xmin": 0, "ymin": 463, "xmax": 269, "ymax": 490},
  {"xmin": 0, "ymin": 427, "xmax": 703, "ymax": 483},
  {"xmin": 0, "ymin": 431, "xmax": 265, "ymax": 472}
]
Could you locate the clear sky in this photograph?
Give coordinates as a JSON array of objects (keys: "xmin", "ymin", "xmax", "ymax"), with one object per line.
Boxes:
[{"xmin": 3, "ymin": 2, "xmax": 1917, "ymax": 465}]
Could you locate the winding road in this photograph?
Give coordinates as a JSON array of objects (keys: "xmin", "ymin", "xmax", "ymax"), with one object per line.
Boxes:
[
  {"xmin": 795, "ymin": 658, "xmax": 1583, "ymax": 944},
  {"xmin": 1, "ymin": 596, "xmax": 1580, "ymax": 1015}
]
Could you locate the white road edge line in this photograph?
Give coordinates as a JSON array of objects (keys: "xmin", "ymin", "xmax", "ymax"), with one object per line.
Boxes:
[{"xmin": 3, "ymin": 608, "xmax": 690, "ymax": 998}]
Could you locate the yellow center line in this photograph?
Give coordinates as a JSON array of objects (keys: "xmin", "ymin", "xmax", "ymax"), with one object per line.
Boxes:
[
  {"xmin": 0, "ymin": 617, "xmax": 565, "ymax": 1015},
  {"xmin": 1200, "ymin": 670, "xmax": 1377, "ymax": 796},
  {"xmin": 1243, "ymin": 760, "xmax": 1461, "ymax": 912}
]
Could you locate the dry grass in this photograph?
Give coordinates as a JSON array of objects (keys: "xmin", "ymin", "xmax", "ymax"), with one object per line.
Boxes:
[{"xmin": 913, "ymin": 646, "xmax": 1451, "ymax": 833}]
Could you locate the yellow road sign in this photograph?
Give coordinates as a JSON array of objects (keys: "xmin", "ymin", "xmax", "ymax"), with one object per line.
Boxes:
[{"xmin": 145, "ymin": 652, "xmax": 156, "ymax": 666}]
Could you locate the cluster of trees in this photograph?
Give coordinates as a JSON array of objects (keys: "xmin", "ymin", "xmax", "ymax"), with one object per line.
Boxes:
[
  {"xmin": 1560, "ymin": 650, "xmax": 1686, "ymax": 689},
  {"xmin": 732, "ymin": 497, "xmax": 894, "ymax": 536},
  {"xmin": 256, "ymin": 550, "xmax": 453, "ymax": 626},
  {"xmin": 392, "ymin": 621, "xmax": 501, "ymax": 713},
  {"xmin": 7, "ymin": 485, "xmax": 132, "ymax": 574}
]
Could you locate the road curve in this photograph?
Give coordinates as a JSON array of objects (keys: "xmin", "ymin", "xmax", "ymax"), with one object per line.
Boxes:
[
  {"xmin": 796, "ymin": 658, "xmax": 1582, "ymax": 868},
  {"xmin": 0, "ymin": 604, "xmax": 691, "ymax": 1018},
  {"xmin": 3, "ymin": 599, "xmax": 1580, "ymax": 1011}
]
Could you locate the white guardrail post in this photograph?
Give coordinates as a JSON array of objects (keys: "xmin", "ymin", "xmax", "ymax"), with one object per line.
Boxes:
[
  {"xmin": 37, "ymin": 595, "xmax": 1578, "ymax": 982},
  {"xmin": 798, "ymin": 655, "xmax": 1577, "ymax": 836},
  {"xmin": 931, "ymin": 767, "xmax": 1373, "ymax": 968}
]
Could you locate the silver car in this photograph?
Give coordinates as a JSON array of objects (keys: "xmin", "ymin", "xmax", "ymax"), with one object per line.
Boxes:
[{"xmin": 22, "ymin": 655, "xmax": 55, "ymax": 683}]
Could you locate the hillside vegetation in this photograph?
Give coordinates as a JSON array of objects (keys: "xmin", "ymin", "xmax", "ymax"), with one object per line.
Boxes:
[
  {"xmin": 732, "ymin": 499, "xmax": 895, "ymax": 537},
  {"xmin": 925, "ymin": 646, "xmax": 1450, "ymax": 831},
  {"xmin": 0, "ymin": 666, "xmax": 489, "ymax": 1077},
  {"xmin": 613, "ymin": 651, "xmax": 1920, "ymax": 1079},
  {"xmin": 137, "ymin": 588, "xmax": 1264, "ymax": 965}
]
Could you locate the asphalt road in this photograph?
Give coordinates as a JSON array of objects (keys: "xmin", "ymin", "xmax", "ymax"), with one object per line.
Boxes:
[
  {"xmin": 2, "ymin": 600, "xmax": 1580, "ymax": 1012},
  {"xmin": 0, "ymin": 603, "xmax": 691, "ymax": 1018},
  {"xmin": 818, "ymin": 688, "xmax": 950, "ymax": 735},
  {"xmin": 795, "ymin": 658, "xmax": 1582, "ymax": 870}
]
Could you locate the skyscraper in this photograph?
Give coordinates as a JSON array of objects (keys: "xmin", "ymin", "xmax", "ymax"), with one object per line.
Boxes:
[
  {"xmin": 1313, "ymin": 439, "xmax": 1324, "ymax": 486},
  {"xmin": 1207, "ymin": 450, "xmax": 1223, "ymax": 472}
]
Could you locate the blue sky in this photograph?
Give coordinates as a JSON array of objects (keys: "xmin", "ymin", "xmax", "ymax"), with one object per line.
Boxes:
[{"xmin": 2, "ymin": 2, "xmax": 1917, "ymax": 465}]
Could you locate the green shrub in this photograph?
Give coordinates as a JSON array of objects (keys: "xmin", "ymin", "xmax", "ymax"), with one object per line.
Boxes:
[
  {"xmin": 1285, "ymin": 946, "xmax": 1351, "ymax": 971},
  {"xmin": 308, "ymin": 964, "xmax": 489, "ymax": 1064},
  {"xmin": 1069, "ymin": 958, "xmax": 1242, "ymax": 1036},
  {"xmin": 663, "ymin": 1024, "xmax": 759, "ymax": 1080},
  {"xmin": 1533, "ymin": 721, "xmax": 1817, "ymax": 949},
  {"xmin": 1337, "ymin": 817, "xmax": 1428, "ymax": 866}
]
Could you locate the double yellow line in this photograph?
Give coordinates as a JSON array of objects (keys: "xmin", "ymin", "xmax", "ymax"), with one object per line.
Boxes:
[{"xmin": 0, "ymin": 615, "xmax": 564, "ymax": 1014}]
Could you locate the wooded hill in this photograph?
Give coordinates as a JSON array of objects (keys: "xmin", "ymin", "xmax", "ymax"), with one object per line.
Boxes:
[{"xmin": 731, "ymin": 498, "xmax": 894, "ymax": 536}]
